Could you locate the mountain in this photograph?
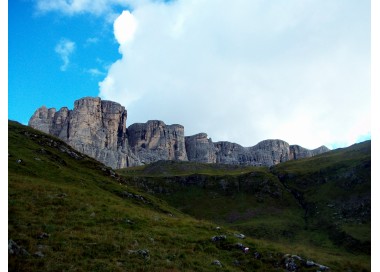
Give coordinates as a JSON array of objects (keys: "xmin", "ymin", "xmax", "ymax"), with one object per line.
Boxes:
[
  {"xmin": 29, "ymin": 97, "xmax": 329, "ymax": 169},
  {"xmin": 9, "ymin": 121, "xmax": 370, "ymax": 271}
]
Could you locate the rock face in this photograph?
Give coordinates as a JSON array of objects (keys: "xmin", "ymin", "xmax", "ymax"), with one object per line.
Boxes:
[
  {"xmin": 185, "ymin": 133, "xmax": 216, "ymax": 163},
  {"xmin": 29, "ymin": 97, "xmax": 141, "ymax": 168},
  {"xmin": 28, "ymin": 106, "xmax": 57, "ymax": 134},
  {"xmin": 127, "ymin": 120, "xmax": 188, "ymax": 164},
  {"xmin": 29, "ymin": 97, "xmax": 330, "ymax": 169},
  {"xmin": 185, "ymin": 137, "xmax": 329, "ymax": 167},
  {"xmin": 289, "ymin": 145, "xmax": 330, "ymax": 160}
]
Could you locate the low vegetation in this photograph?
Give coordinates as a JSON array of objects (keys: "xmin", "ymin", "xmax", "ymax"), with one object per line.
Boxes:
[
  {"xmin": 119, "ymin": 143, "xmax": 371, "ymax": 271},
  {"xmin": 9, "ymin": 121, "xmax": 370, "ymax": 271}
]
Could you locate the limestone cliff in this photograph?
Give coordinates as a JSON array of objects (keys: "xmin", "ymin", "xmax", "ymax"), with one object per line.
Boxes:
[
  {"xmin": 29, "ymin": 96, "xmax": 330, "ymax": 169},
  {"xmin": 185, "ymin": 133, "xmax": 217, "ymax": 163},
  {"xmin": 29, "ymin": 97, "xmax": 141, "ymax": 168},
  {"xmin": 185, "ymin": 137, "xmax": 329, "ymax": 167},
  {"xmin": 289, "ymin": 145, "xmax": 330, "ymax": 160},
  {"xmin": 127, "ymin": 120, "xmax": 188, "ymax": 164},
  {"xmin": 249, "ymin": 139, "xmax": 291, "ymax": 166}
]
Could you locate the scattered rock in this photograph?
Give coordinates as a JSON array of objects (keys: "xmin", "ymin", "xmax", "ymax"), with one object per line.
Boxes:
[
  {"xmin": 235, "ymin": 243, "xmax": 245, "ymax": 250},
  {"xmin": 37, "ymin": 244, "xmax": 50, "ymax": 251},
  {"xmin": 211, "ymin": 235, "xmax": 226, "ymax": 242},
  {"xmin": 8, "ymin": 239, "xmax": 30, "ymax": 256},
  {"xmin": 16, "ymin": 159, "xmax": 22, "ymax": 164},
  {"xmin": 137, "ymin": 249, "xmax": 149, "ymax": 258},
  {"xmin": 211, "ymin": 260, "xmax": 222, "ymax": 267},
  {"xmin": 128, "ymin": 249, "xmax": 150, "ymax": 260},
  {"xmin": 37, "ymin": 232, "xmax": 50, "ymax": 239},
  {"xmin": 317, "ymin": 264, "xmax": 330, "ymax": 271},
  {"xmin": 121, "ymin": 191, "xmax": 150, "ymax": 204},
  {"xmin": 56, "ymin": 193, "xmax": 68, "ymax": 198},
  {"xmin": 34, "ymin": 251, "xmax": 44, "ymax": 258},
  {"xmin": 125, "ymin": 219, "xmax": 134, "ymax": 224},
  {"xmin": 291, "ymin": 254, "xmax": 302, "ymax": 261},
  {"xmin": 283, "ymin": 255, "xmax": 297, "ymax": 271},
  {"xmin": 234, "ymin": 233, "xmax": 245, "ymax": 239},
  {"xmin": 282, "ymin": 254, "xmax": 330, "ymax": 271},
  {"xmin": 253, "ymin": 251, "xmax": 261, "ymax": 259}
]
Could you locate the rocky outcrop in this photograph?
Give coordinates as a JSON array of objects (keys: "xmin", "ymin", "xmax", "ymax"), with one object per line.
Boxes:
[
  {"xmin": 214, "ymin": 141, "xmax": 250, "ymax": 165},
  {"xmin": 185, "ymin": 137, "xmax": 294, "ymax": 166},
  {"xmin": 289, "ymin": 145, "xmax": 330, "ymax": 160},
  {"xmin": 185, "ymin": 133, "xmax": 216, "ymax": 163},
  {"xmin": 29, "ymin": 97, "xmax": 141, "ymax": 168},
  {"xmin": 28, "ymin": 106, "xmax": 57, "ymax": 134},
  {"xmin": 29, "ymin": 96, "xmax": 330, "ymax": 169},
  {"xmin": 127, "ymin": 120, "xmax": 188, "ymax": 164},
  {"xmin": 187, "ymin": 138, "xmax": 329, "ymax": 167},
  {"xmin": 249, "ymin": 139, "xmax": 291, "ymax": 166}
]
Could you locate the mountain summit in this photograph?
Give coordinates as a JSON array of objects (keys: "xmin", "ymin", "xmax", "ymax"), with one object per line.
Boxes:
[{"xmin": 29, "ymin": 97, "xmax": 329, "ymax": 169}]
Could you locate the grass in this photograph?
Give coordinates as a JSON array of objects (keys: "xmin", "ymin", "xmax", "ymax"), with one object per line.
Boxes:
[
  {"xmin": 118, "ymin": 141, "xmax": 371, "ymax": 271},
  {"xmin": 9, "ymin": 121, "xmax": 370, "ymax": 271},
  {"xmin": 118, "ymin": 160, "xmax": 264, "ymax": 177}
]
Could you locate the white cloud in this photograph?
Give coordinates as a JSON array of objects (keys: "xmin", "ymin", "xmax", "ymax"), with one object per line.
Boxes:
[
  {"xmin": 113, "ymin": 10, "xmax": 137, "ymax": 46},
  {"xmin": 87, "ymin": 68, "xmax": 105, "ymax": 77},
  {"xmin": 85, "ymin": 37, "xmax": 99, "ymax": 45},
  {"xmin": 98, "ymin": 0, "xmax": 370, "ymax": 149},
  {"xmin": 36, "ymin": 0, "xmax": 126, "ymax": 16},
  {"xmin": 55, "ymin": 38, "xmax": 75, "ymax": 71},
  {"xmin": 34, "ymin": 0, "xmax": 156, "ymax": 19}
]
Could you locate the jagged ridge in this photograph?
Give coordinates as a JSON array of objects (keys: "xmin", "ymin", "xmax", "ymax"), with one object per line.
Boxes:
[{"xmin": 29, "ymin": 97, "xmax": 329, "ymax": 169}]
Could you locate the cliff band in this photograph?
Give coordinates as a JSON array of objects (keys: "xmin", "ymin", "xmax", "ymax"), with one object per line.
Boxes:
[{"xmin": 29, "ymin": 97, "xmax": 329, "ymax": 169}]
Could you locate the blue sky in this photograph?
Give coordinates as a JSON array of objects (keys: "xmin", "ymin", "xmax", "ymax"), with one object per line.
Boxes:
[
  {"xmin": 8, "ymin": 0, "xmax": 372, "ymax": 149},
  {"xmin": 8, "ymin": 0, "xmax": 122, "ymax": 124}
]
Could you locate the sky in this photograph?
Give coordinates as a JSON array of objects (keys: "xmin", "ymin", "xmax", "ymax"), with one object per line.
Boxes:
[{"xmin": 8, "ymin": 0, "xmax": 372, "ymax": 150}]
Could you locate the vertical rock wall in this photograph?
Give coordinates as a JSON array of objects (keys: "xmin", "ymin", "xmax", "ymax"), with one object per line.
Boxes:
[
  {"xmin": 29, "ymin": 96, "xmax": 329, "ymax": 169},
  {"xmin": 127, "ymin": 120, "xmax": 188, "ymax": 164},
  {"xmin": 29, "ymin": 97, "xmax": 141, "ymax": 168},
  {"xmin": 185, "ymin": 133, "xmax": 216, "ymax": 163}
]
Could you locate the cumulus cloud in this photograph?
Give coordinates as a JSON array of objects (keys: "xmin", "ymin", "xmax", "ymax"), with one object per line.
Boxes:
[
  {"xmin": 114, "ymin": 10, "xmax": 137, "ymax": 46},
  {"xmin": 98, "ymin": 0, "xmax": 370, "ymax": 149},
  {"xmin": 55, "ymin": 38, "xmax": 75, "ymax": 71}
]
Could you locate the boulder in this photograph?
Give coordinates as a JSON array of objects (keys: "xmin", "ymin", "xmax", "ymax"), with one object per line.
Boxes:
[{"xmin": 8, "ymin": 239, "xmax": 30, "ymax": 256}]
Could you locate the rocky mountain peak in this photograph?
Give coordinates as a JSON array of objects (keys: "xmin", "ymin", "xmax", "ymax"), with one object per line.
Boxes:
[{"xmin": 29, "ymin": 97, "xmax": 329, "ymax": 169}]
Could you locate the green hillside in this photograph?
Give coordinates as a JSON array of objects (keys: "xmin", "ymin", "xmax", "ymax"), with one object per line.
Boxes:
[
  {"xmin": 9, "ymin": 121, "xmax": 370, "ymax": 271},
  {"xmin": 119, "ymin": 143, "xmax": 371, "ymax": 271}
]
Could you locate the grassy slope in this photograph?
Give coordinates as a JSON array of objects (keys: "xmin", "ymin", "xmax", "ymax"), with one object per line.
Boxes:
[
  {"xmin": 271, "ymin": 141, "xmax": 371, "ymax": 254},
  {"xmin": 10, "ymin": 120, "xmax": 326, "ymax": 272},
  {"xmin": 119, "ymin": 143, "xmax": 371, "ymax": 271}
]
